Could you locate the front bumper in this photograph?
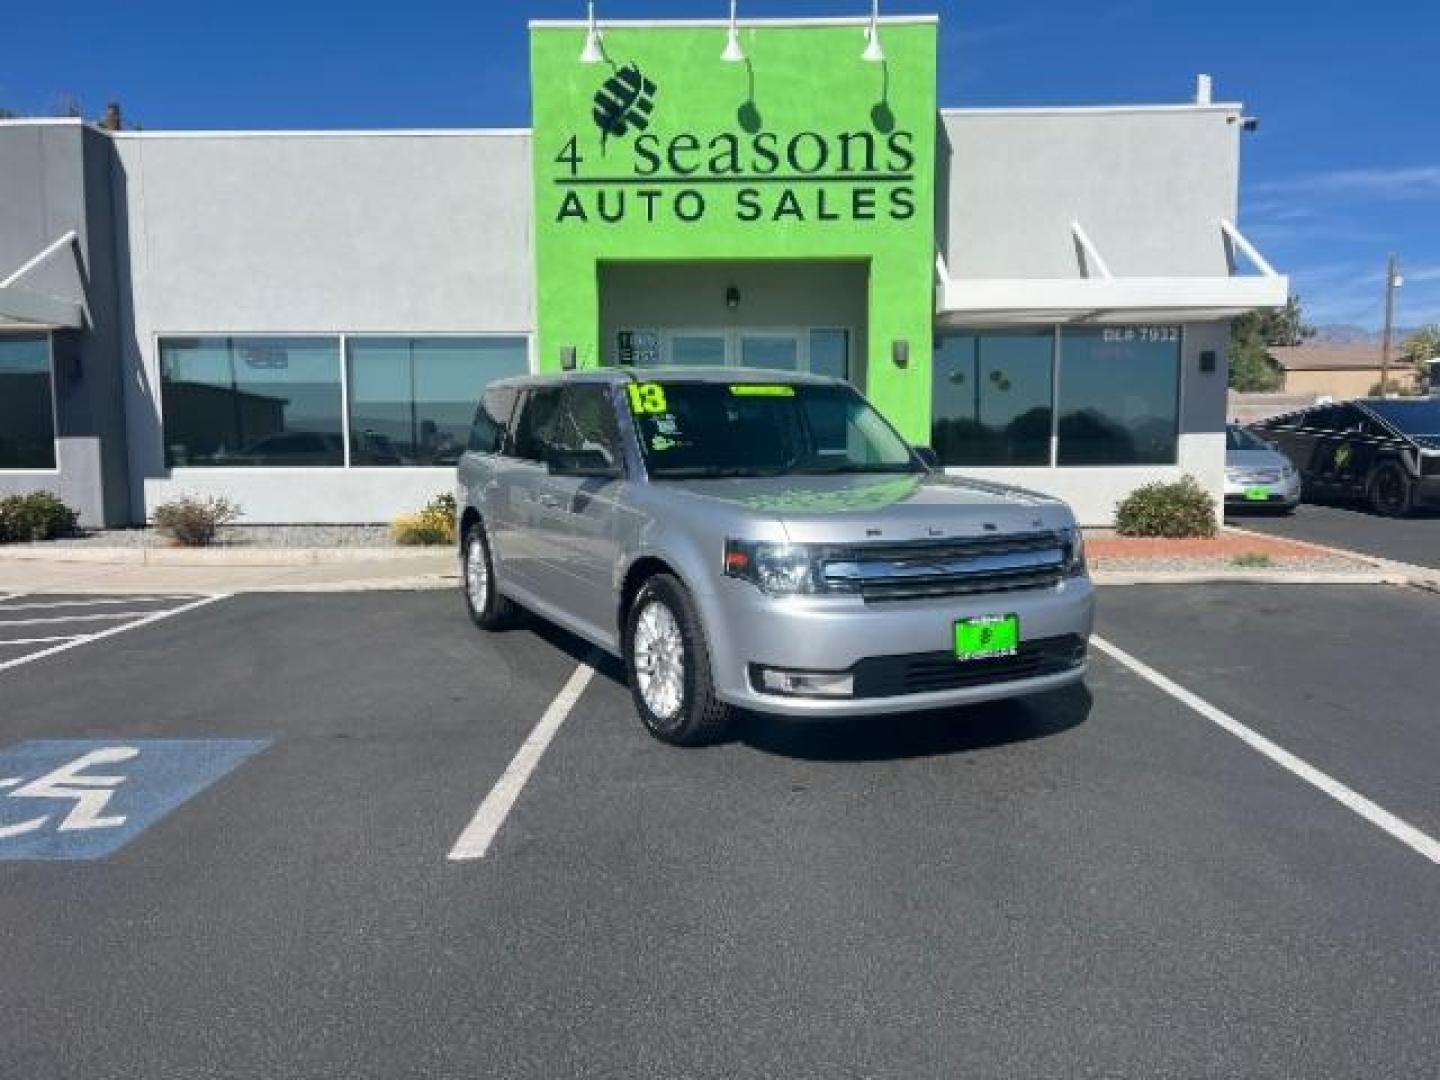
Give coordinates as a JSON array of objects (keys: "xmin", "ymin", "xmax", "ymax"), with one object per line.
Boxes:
[
  {"xmin": 1223, "ymin": 473, "xmax": 1301, "ymax": 508},
  {"xmin": 700, "ymin": 575, "xmax": 1095, "ymax": 718}
]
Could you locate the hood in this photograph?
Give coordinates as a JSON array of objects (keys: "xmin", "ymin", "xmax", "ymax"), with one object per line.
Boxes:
[
  {"xmin": 658, "ymin": 472, "xmax": 1068, "ymax": 544},
  {"xmin": 1227, "ymin": 447, "xmax": 1291, "ymax": 471}
]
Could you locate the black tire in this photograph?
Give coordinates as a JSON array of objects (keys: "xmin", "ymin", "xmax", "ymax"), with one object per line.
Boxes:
[
  {"xmin": 1368, "ymin": 461, "xmax": 1414, "ymax": 518},
  {"xmin": 462, "ymin": 520, "xmax": 518, "ymax": 630},
  {"xmin": 623, "ymin": 573, "xmax": 732, "ymax": 746}
]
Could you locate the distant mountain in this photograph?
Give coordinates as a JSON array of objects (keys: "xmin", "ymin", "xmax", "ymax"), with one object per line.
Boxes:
[{"xmin": 1310, "ymin": 324, "xmax": 1421, "ymax": 344}]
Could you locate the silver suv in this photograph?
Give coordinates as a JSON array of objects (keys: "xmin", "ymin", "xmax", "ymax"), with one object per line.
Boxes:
[{"xmin": 457, "ymin": 368, "xmax": 1093, "ymax": 745}]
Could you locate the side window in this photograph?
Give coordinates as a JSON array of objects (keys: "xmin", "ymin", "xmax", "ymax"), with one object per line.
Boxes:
[
  {"xmin": 1304, "ymin": 406, "xmax": 1340, "ymax": 432},
  {"xmin": 468, "ymin": 387, "xmax": 516, "ymax": 455},
  {"xmin": 551, "ymin": 385, "xmax": 624, "ymax": 469},
  {"xmin": 1329, "ymin": 404, "xmax": 1365, "ymax": 433},
  {"xmin": 511, "ymin": 387, "xmax": 564, "ymax": 463}
]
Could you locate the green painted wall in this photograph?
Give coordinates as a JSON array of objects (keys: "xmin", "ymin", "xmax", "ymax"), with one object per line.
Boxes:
[{"xmin": 530, "ymin": 20, "xmax": 938, "ymax": 440}]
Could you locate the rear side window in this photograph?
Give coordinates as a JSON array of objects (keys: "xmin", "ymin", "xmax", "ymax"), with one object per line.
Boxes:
[
  {"xmin": 468, "ymin": 387, "xmax": 516, "ymax": 455},
  {"xmin": 510, "ymin": 387, "xmax": 564, "ymax": 462},
  {"xmin": 551, "ymin": 385, "xmax": 624, "ymax": 469}
]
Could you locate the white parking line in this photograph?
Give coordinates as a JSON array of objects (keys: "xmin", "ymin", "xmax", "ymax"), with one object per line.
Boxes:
[
  {"xmin": 0, "ymin": 611, "xmax": 171, "ymax": 628},
  {"xmin": 0, "ymin": 594, "xmax": 230, "ymax": 675},
  {"xmin": 448, "ymin": 658, "xmax": 597, "ymax": 862},
  {"xmin": 0, "ymin": 636, "xmax": 80, "ymax": 647},
  {"xmin": 0, "ymin": 595, "xmax": 194, "ymax": 612},
  {"xmin": 1091, "ymin": 634, "xmax": 1440, "ymax": 866}
]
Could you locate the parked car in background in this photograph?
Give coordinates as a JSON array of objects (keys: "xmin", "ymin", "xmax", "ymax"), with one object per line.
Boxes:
[
  {"xmin": 456, "ymin": 369, "xmax": 1093, "ymax": 745},
  {"xmin": 1252, "ymin": 398, "xmax": 1440, "ymax": 517},
  {"xmin": 1224, "ymin": 424, "xmax": 1300, "ymax": 513}
]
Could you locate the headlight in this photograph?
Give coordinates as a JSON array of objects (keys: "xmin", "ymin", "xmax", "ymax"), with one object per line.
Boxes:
[
  {"xmin": 1061, "ymin": 526, "xmax": 1087, "ymax": 578},
  {"xmin": 1225, "ymin": 467, "xmax": 1244, "ymax": 481},
  {"xmin": 724, "ymin": 539, "xmax": 822, "ymax": 596}
]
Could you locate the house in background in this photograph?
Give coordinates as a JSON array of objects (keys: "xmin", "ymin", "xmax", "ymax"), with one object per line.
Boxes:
[{"xmin": 1268, "ymin": 343, "xmax": 1422, "ymax": 400}]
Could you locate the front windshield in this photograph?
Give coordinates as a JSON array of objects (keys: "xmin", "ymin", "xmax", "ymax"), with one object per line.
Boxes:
[
  {"xmin": 1227, "ymin": 425, "xmax": 1271, "ymax": 451},
  {"xmin": 625, "ymin": 380, "xmax": 921, "ymax": 478},
  {"xmin": 1365, "ymin": 398, "xmax": 1440, "ymax": 436}
]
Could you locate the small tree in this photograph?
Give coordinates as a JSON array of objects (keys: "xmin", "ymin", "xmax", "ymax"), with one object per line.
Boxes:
[
  {"xmin": 1228, "ymin": 294, "xmax": 1313, "ymax": 392},
  {"xmin": 1400, "ymin": 324, "xmax": 1440, "ymax": 385}
]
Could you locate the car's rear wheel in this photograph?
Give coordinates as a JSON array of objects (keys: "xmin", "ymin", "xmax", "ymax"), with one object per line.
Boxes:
[
  {"xmin": 462, "ymin": 521, "xmax": 517, "ymax": 630},
  {"xmin": 1368, "ymin": 461, "xmax": 1414, "ymax": 518},
  {"xmin": 624, "ymin": 574, "xmax": 731, "ymax": 746}
]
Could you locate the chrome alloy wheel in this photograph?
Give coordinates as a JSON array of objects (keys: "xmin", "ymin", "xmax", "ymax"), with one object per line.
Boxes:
[
  {"xmin": 465, "ymin": 533, "xmax": 489, "ymax": 613},
  {"xmin": 633, "ymin": 599, "xmax": 686, "ymax": 720}
]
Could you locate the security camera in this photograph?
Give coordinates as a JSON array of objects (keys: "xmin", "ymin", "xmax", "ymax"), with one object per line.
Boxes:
[{"xmin": 1241, "ymin": 116, "xmax": 1259, "ymax": 132}]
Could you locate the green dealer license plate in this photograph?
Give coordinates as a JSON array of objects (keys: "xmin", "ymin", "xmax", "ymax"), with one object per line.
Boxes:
[
  {"xmin": 1244, "ymin": 486, "xmax": 1271, "ymax": 501},
  {"xmin": 954, "ymin": 614, "xmax": 1019, "ymax": 661}
]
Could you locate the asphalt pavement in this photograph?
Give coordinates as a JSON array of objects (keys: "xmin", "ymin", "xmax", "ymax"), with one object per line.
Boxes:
[
  {"xmin": 0, "ymin": 585, "xmax": 1436, "ymax": 1078},
  {"xmin": 1232, "ymin": 501, "xmax": 1440, "ymax": 569}
]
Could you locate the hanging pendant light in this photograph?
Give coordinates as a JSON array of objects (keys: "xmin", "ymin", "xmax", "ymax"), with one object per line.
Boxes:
[
  {"xmin": 580, "ymin": 1, "xmax": 605, "ymax": 64},
  {"xmin": 722, "ymin": 1, "xmax": 746, "ymax": 62},
  {"xmin": 862, "ymin": 0, "xmax": 885, "ymax": 62}
]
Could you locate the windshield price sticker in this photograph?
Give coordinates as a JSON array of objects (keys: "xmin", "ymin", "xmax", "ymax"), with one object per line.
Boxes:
[
  {"xmin": 729, "ymin": 385, "xmax": 795, "ymax": 397},
  {"xmin": 627, "ymin": 383, "xmax": 669, "ymax": 415}
]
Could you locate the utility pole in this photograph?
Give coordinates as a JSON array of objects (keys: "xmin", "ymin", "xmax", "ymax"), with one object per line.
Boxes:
[{"xmin": 1380, "ymin": 254, "xmax": 1402, "ymax": 395}]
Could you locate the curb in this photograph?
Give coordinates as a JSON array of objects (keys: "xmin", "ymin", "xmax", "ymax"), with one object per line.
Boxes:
[
  {"xmin": 0, "ymin": 545, "xmax": 449, "ymax": 566},
  {"xmin": 1092, "ymin": 569, "xmax": 1402, "ymax": 587},
  {"xmin": 1220, "ymin": 523, "xmax": 1440, "ymax": 593}
]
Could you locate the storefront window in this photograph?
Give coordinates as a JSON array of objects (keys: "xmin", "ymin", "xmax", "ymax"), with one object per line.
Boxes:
[
  {"xmin": 0, "ymin": 334, "xmax": 56, "ymax": 469},
  {"xmin": 347, "ymin": 337, "xmax": 529, "ymax": 465},
  {"xmin": 1057, "ymin": 327, "xmax": 1180, "ymax": 465},
  {"xmin": 160, "ymin": 337, "xmax": 344, "ymax": 467},
  {"xmin": 808, "ymin": 329, "xmax": 849, "ymax": 381},
  {"xmin": 930, "ymin": 331, "xmax": 1053, "ymax": 466}
]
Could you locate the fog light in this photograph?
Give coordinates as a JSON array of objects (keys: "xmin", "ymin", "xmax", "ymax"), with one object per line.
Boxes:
[{"xmin": 755, "ymin": 667, "xmax": 854, "ymax": 698}]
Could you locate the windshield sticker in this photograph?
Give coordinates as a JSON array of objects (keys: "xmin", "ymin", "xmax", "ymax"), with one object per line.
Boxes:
[
  {"xmin": 654, "ymin": 416, "xmax": 678, "ymax": 434},
  {"xmin": 627, "ymin": 382, "xmax": 669, "ymax": 415},
  {"xmin": 729, "ymin": 385, "xmax": 795, "ymax": 397}
]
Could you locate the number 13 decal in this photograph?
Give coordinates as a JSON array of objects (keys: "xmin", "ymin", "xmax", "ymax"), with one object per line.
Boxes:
[{"xmin": 627, "ymin": 383, "xmax": 668, "ymax": 415}]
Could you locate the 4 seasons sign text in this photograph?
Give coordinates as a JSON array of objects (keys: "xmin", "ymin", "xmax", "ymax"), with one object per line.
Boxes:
[{"xmin": 553, "ymin": 63, "xmax": 917, "ymax": 226}]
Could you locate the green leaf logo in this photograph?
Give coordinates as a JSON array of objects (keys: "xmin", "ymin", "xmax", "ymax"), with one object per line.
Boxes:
[{"xmin": 593, "ymin": 63, "xmax": 658, "ymax": 149}]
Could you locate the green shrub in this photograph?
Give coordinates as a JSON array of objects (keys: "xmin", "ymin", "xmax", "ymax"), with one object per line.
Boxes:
[
  {"xmin": 1114, "ymin": 476, "xmax": 1218, "ymax": 538},
  {"xmin": 391, "ymin": 493, "xmax": 457, "ymax": 546},
  {"xmin": 1231, "ymin": 552, "xmax": 1274, "ymax": 568},
  {"xmin": 152, "ymin": 495, "xmax": 241, "ymax": 547},
  {"xmin": 0, "ymin": 491, "xmax": 80, "ymax": 543}
]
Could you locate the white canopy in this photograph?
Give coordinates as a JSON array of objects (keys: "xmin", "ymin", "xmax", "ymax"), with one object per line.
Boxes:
[{"xmin": 935, "ymin": 219, "xmax": 1288, "ymax": 326}]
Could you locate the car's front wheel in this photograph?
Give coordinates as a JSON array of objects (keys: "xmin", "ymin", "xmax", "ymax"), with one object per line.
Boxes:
[
  {"xmin": 624, "ymin": 574, "xmax": 732, "ymax": 746},
  {"xmin": 462, "ymin": 520, "xmax": 517, "ymax": 630},
  {"xmin": 1368, "ymin": 461, "xmax": 1414, "ymax": 518}
]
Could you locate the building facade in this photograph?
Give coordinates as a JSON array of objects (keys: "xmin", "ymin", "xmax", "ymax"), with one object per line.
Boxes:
[{"xmin": 0, "ymin": 14, "xmax": 1286, "ymax": 526}]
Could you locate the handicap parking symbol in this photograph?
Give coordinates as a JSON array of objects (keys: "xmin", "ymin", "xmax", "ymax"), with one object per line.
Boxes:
[{"xmin": 0, "ymin": 739, "xmax": 269, "ymax": 861}]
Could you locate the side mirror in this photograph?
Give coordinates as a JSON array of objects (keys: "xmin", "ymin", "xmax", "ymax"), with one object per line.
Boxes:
[
  {"xmin": 914, "ymin": 446, "xmax": 940, "ymax": 470},
  {"xmin": 547, "ymin": 449, "xmax": 622, "ymax": 479}
]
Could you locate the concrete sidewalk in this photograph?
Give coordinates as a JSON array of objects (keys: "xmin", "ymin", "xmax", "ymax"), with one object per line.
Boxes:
[{"xmin": 0, "ymin": 550, "xmax": 457, "ymax": 594}]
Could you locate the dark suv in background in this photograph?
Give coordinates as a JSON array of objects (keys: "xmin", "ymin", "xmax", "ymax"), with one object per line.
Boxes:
[{"xmin": 1252, "ymin": 398, "xmax": 1440, "ymax": 516}]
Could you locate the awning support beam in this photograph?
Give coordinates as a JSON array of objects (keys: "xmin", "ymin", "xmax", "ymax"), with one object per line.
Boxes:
[
  {"xmin": 1070, "ymin": 221, "xmax": 1112, "ymax": 279},
  {"xmin": 1220, "ymin": 219, "xmax": 1279, "ymax": 279},
  {"xmin": 0, "ymin": 230, "xmax": 86, "ymax": 329}
]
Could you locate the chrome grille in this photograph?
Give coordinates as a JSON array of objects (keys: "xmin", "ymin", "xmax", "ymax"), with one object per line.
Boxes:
[{"xmin": 819, "ymin": 532, "xmax": 1068, "ymax": 602}]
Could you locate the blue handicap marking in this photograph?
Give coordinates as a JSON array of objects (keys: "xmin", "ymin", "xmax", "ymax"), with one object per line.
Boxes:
[{"xmin": 0, "ymin": 739, "xmax": 269, "ymax": 861}]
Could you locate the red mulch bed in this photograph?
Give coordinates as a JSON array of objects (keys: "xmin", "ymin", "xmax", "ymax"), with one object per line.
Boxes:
[{"xmin": 1087, "ymin": 533, "xmax": 1333, "ymax": 560}]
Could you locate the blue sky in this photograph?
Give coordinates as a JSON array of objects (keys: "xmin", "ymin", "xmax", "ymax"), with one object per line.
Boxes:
[{"xmin": 5, "ymin": 0, "xmax": 1437, "ymax": 330}]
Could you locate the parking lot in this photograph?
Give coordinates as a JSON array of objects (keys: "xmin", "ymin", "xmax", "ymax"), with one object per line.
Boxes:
[
  {"xmin": 1, "ymin": 583, "xmax": 1437, "ymax": 1078},
  {"xmin": 1231, "ymin": 501, "xmax": 1440, "ymax": 570}
]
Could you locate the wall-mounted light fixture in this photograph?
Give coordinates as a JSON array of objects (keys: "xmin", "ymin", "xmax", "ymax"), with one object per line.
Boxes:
[
  {"xmin": 722, "ymin": 0, "xmax": 745, "ymax": 62},
  {"xmin": 725, "ymin": 285, "xmax": 741, "ymax": 310},
  {"xmin": 892, "ymin": 339, "xmax": 909, "ymax": 368},
  {"xmin": 1199, "ymin": 349, "xmax": 1217, "ymax": 374},
  {"xmin": 579, "ymin": 1, "xmax": 605, "ymax": 64},
  {"xmin": 862, "ymin": 0, "xmax": 885, "ymax": 62},
  {"xmin": 560, "ymin": 345, "xmax": 577, "ymax": 370}
]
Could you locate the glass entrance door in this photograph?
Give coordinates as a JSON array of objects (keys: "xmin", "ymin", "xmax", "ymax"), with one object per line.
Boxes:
[{"xmin": 632, "ymin": 327, "xmax": 851, "ymax": 378}]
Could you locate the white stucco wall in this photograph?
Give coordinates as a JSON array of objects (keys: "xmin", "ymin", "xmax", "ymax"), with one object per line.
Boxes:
[{"xmin": 113, "ymin": 129, "xmax": 536, "ymax": 523}]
